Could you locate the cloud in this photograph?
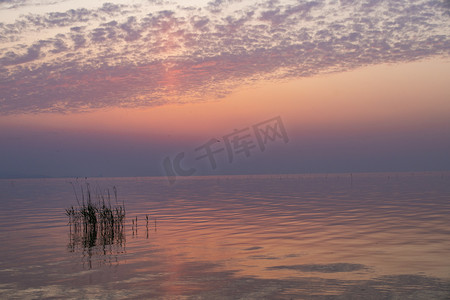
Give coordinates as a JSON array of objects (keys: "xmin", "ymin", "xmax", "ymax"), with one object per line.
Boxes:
[
  {"xmin": 0, "ymin": 3, "xmax": 125, "ymax": 42},
  {"xmin": 206, "ymin": 0, "xmax": 225, "ymax": 13},
  {"xmin": 0, "ymin": 42, "xmax": 43, "ymax": 66},
  {"xmin": 259, "ymin": 1, "xmax": 321, "ymax": 25},
  {"xmin": 0, "ymin": 0, "xmax": 449, "ymax": 115},
  {"xmin": 0, "ymin": 0, "xmax": 73, "ymax": 10}
]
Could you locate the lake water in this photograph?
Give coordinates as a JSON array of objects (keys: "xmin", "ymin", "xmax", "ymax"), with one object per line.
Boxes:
[{"xmin": 1, "ymin": 173, "xmax": 449, "ymax": 299}]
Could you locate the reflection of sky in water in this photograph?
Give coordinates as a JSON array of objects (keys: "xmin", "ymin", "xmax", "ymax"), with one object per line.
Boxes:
[{"xmin": 0, "ymin": 172, "xmax": 449, "ymax": 298}]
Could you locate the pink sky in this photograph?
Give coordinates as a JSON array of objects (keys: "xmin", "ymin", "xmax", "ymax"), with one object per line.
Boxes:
[{"xmin": 0, "ymin": 0, "xmax": 449, "ymax": 178}]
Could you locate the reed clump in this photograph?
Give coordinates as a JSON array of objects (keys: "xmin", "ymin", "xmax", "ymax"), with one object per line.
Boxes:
[{"xmin": 66, "ymin": 181, "xmax": 125, "ymax": 250}]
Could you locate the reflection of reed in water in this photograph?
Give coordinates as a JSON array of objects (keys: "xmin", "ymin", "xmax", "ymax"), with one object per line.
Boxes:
[{"xmin": 66, "ymin": 181, "xmax": 126, "ymax": 269}]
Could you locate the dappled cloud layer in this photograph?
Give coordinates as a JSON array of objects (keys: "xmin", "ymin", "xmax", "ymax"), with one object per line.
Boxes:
[{"xmin": 0, "ymin": 0, "xmax": 449, "ymax": 114}]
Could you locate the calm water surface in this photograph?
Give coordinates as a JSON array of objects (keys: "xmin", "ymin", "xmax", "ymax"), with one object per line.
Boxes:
[{"xmin": 1, "ymin": 173, "xmax": 449, "ymax": 299}]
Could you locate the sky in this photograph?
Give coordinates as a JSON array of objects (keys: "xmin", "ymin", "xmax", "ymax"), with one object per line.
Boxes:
[{"xmin": 0, "ymin": 0, "xmax": 449, "ymax": 179}]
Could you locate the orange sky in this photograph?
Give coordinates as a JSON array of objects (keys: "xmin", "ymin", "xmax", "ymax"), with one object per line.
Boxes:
[
  {"xmin": 1, "ymin": 57, "xmax": 448, "ymax": 142},
  {"xmin": 1, "ymin": 0, "xmax": 449, "ymax": 177}
]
